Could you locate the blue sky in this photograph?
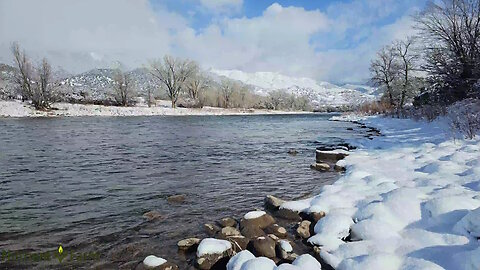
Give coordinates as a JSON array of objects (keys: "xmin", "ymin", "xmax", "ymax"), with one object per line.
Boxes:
[{"xmin": 0, "ymin": 0, "xmax": 428, "ymax": 83}]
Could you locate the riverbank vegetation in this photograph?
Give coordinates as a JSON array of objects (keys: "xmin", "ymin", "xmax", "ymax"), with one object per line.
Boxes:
[{"xmin": 364, "ymin": 0, "xmax": 480, "ymax": 138}]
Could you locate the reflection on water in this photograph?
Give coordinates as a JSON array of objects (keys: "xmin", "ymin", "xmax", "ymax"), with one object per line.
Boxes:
[{"xmin": 0, "ymin": 114, "xmax": 363, "ymax": 268}]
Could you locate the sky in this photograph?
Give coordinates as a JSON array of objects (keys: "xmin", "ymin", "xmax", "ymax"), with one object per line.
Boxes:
[{"xmin": 0, "ymin": 0, "xmax": 427, "ymax": 84}]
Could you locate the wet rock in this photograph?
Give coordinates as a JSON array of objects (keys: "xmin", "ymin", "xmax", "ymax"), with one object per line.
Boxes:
[
  {"xmin": 248, "ymin": 236, "xmax": 276, "ymax": 258},
  {"xmin": 218, "ymin": 217, "xmax": 237, "ymax": 228},
  {"xmin": 241, "ymin": 225, "xmax": 265, "ymax": 239},
  {"xmin": 218, "ymin": 226, "xmax": 242, "ymax": 238},
  {"xmin": 310, "ymin": 163, "xmax": 331, "ymax": 172},
  {"xmin": 204, "ymin": 223, "xmax": 221, "ymax": 236},
  {"xmin": 265, "ymin": 195, "xmax": 285, "ymax": 210},
  {"xmin": 308, "ymin": 211, "xmax": 325, "ymax": 223},
  {"xmin": 347, "ymin": 127, "xmax": 354, "ymax": 131},
  {"xmin": 276, "ymin": 240, "xmax": 293, "ymax": 260},
  {"xmin": 316, "ymin": 150, "xmax": 349, "ymax": 162},
  {"xmin": 143, "ymin": 210, "xmax": 163, "ymax": 221},
  {"xmin": 288, "ymin": 149, "xmax": 298, "ymax": 156},
  {"xmin": 167, "ymin": 194, "xmax": 186, "ymax": 203},
  {"xmin": 296, "ymin": 220, "xmax": 311, "ymax": 239},
  {"xmin": 265, "ymin": 224, "xmax": 288, "ymax": 238},
  {"xmin": 227, "ymin": 236, "xmax": 250, "ymax": 251},
  {"xmin": 240, "ymin": 211, "xmax": 275, "ymax": 229},
  {"xmin": 268, "ymin": 234, "xmax": 280, "ymax": 241},
  {"xmin": 275, "ymin": 208, "xmax": 302, "ymax": 221},
  {"xmin": 177, "ymin": 238, "xmax": 201, "ymax": 251}
]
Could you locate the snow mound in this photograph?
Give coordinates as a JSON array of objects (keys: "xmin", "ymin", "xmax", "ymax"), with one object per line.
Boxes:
[
  {"xmin": 227, "ymin": 250, "xmax": 256, "ymax": 270},
  {"xmin": 196, "ymin": 238, "xmax": 232, "ymax": 256},
  {"xmin": 244, "ymin": 211, "xmax": 267, "ymax": 219},
  {"xmin": 239, "ymin": 257, "xmax": 276, "ymax": 270},
  {"xmin": 143, "ymin": 255, "xmax": 166, "ymax": 267}
]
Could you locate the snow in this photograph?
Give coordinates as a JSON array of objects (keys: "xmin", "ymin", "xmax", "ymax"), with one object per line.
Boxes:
[
  {"xmin": 143, "ymin": 255, "xmax": 166, "ymax": 267},
  {"xmin": 279, "ymin": 240, "xmax": 293, "ymax": 252},
  {"xmin": 291, "ymin": 254, "xmax": 322, "ymax": 269},
  {"xmin": 244, "ymin": 211, "xmax": 266, "ymax": 220},
  {"xmin": 278, "ymin": 115, "xmax": 480, "ymax": 270},
  {"xmin": 239, "ymin": 257, "xmax": 276, "ymax": 270},
  {"xmin": 0, "ymin": 100, "xmax": 310, "ymax": 118},
  {"xmin": 227, "ymin": 251, "xmax": 256, "ymax": 270},
  {"xmin": 210, "ymin": 69, "xmax": 376, "ymax": 108},
  {"xmin": 196, "ymin": 238, "xmax": 232, "ymax": 257}
]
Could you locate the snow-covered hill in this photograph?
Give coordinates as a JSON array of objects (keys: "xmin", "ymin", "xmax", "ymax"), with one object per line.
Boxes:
[{"xmin": 210, "ymin": 69, "xmax": 377, "ymax": 108}]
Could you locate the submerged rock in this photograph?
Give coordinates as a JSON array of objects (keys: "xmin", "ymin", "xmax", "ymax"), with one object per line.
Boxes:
[
  {"xmin": 143, "ymin": 210, "xmax": 163, "ymax": 221},
  {"xmin": 167, "ymin": 194, "xmax": 186, "ymax": 203},
  {"xmin": 288, "ymin": 149, "xmax": 298, "ymax": 156}
]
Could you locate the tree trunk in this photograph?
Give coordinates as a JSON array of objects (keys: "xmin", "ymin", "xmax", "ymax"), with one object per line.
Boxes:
[{"xmin": 171, "ymin": 99, "xmax": 176, "ymax": 108}]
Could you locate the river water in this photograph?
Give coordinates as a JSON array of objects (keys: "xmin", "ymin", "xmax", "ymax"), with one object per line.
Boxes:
[{"xmin": 0, "ymin": 114, "xmax": 364, "ymax": 269}]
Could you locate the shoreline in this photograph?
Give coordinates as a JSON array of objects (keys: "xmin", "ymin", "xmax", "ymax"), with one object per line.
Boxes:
[{"xmin": 0, "ymin": 100, "xmax": 315, "ymax": 118}]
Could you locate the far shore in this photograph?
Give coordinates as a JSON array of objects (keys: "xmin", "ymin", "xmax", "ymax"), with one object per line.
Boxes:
[{"xmin": 0, "ymin": 100, "xmax": 316, "ymax": 118}]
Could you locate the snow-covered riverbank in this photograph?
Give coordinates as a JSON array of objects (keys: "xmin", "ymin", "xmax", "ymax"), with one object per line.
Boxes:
[
  {"xmin": 0, "ymin": 100, "xmax": 310, "ymax": 118},
  {"xmin": 274, "ymin": 115, "xmax": 480, "ymax": 270}
]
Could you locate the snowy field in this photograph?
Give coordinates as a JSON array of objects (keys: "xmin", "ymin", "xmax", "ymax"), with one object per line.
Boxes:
[
  {"xmin": 274, "ymin": 116, "xmax": 480, "ymax": 270},
  {"xmin": 0, "ymin": 100, "xmax": 309, "ymax": 118}
]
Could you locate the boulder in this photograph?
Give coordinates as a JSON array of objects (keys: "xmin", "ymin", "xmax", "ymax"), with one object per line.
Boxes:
[
  {"xmin": 143, "ymin": 210, "xmax": 163, "ymax": 221},
  {"xmin": 334, "ymin": 164, "xmax": 346, "ymax": 172},
  {"xmin": 167, "ymin": 194, "xmax": 186, "ymax": 203},
  {"xmin": 316, "ymin": 150, "xmax": 349, "ymax": 162},
  {"xmin": 296, "ymin": 220, "xmax": 311, "ymax": 239},
  {"xmin": 177, "ymin": 238, "xmax": 201, "ymax": 251},
  {"xmin": 265, "ymin": 224, "xmax": 288, "ymax": 238},
  {"xmin": 241, "ymin": 225, "xmax": 265, "ymax": 239},
  {"xmin": 248, "ymin": 236, "xmax": 276, "ymax": 258},
  {"xmin": 218, "ymin": 217, "xmax": 237, "ymax": 228},
  {"xmin": 310, "ymin": 163, "xmax": 331, "ymax": 172},
  {"xmin": 275, "ymin": 208, "xmax": 302, "ymax": 221},
  {"xmin": 204, "ymin": 223, "xmax": 221, "ymax": 236},
  {"xmin": 276, "ymin": 240, "xmax": 293, "ymax": 260},
  {"xmin": 218, "ymin": 226, "xmax": 242, "ymax": 238},
  {"xmin": 265, "ymin": 195, "xmax": 285, "ymax": 210},
  {"xmin": 240, "ymin": 211, "xmax": 275, "ymax": 229}
]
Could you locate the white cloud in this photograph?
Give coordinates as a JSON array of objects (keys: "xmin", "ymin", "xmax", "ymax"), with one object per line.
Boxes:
[
  {"xmin": 199, "ymin": 0, "xmax": 243, "ymax": 13},
  {"xmin": 0, "ymin": 0, "xmax": 420, "ymax": 83}
]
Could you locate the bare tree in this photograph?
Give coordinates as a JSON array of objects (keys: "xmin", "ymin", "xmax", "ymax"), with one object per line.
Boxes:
[
  {"xmin": 416, "ymin": 0, "xmax": 480, "ymax": 102},
  {"xmin": 11, "ymin": 43, "xmax": 57, "ymax": 109},
  {"xmin": 186, "ymin": 72, "xmax": 209, "ymax": 100},
  {"xmin": 394, "ymin": 37, "xmax": 418, "ymax": 108},
  {"xmin": 149, "ymin": 55, "xmax": 198, "ymax": 108},
  {"xmin": 220, "ymin": 80, "xmax": 237, "ymax": 108},
  {"xmin": 112, "ymin": 69, "xmax": 134, "ymax": 106},
  {"xmin": 370, "ymin": 45, "xmax": 399, "ymax": 107}
]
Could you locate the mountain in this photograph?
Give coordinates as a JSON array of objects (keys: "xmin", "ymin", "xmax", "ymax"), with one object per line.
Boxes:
[{"xmin": 209, "ymin": 69, "xmax": 377, "ymax": 109}]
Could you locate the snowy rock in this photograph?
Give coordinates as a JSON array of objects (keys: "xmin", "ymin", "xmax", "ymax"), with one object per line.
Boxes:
[
  {"xmin": 337, "ymin": 253, "xmax": 402, "ymax": 270},
  {"xmin": 197, "ymin": 238, "xmax": 233, "ymax": 257},
  {"xmin": 278, "ymin": 240, "xmax": 293, "ymax": 253},
  {"xmin": 241, "ymin": 211, "xmax": 275, "ymax": 229},
  {"xmin": 143, "ymin": 255, "xmax": 166, "ymax": 268},
  {"xmin": 265, "ymin": 195, "xmax": 286, "ymax": 210},
  {"xmin": 292, "ymin": 254, "xmax": 322, "ymax": 270},
  {"xmin": 313, "ymin": 213, "xmax": 353, "ymax": 239},
  {"xmin": 296, "ymin": 220, "xmax": 311, "ymax": 239}
]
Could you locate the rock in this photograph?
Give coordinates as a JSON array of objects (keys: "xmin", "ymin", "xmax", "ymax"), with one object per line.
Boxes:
[
  {"xmin": 347, "ymin": 127, "xmax": 354, "ymax": 131},
  {"xmin": 204, "ymin": 223, "xmax": 221, "ymax": 236},
  {"xmin": 109, "ymin": 243, "xmax": 143, "ymax": 262},
  {"xmin": 268, "ymin": 234, "xmax": 280, "ymax": 241},
  {"xmin": 288, "ymin": 149, "xmax": 298, "ymax": 156},
  {"xmin": 119, "ymin": 261, "xmax": 140, "ymax": 270},
  {"xmin": 334, "ymin": 164, "xmax": 346, "ymax": 172},
  {"xmin": 310, "ymin": 163, "xmax": 331, "ymax": 172},
  {"xmin": 296, "ymin": 220, "xmax": 311, "ymax": 239},
  {"xmin": 218, "ymin": 226, "xmax": 242, "ymax": 238},
  {"xmin": 177, "ymin": 238, "xmax": 201, "ymax": 251},
  {"xmin": 316, "ymin": 150, "xmax": 349, "ymax": 162},
  {"xmin": 196, "ymin": 238, "xmax": 233, "ymax": 270},
  {"xmin": 265, "ymin": 224, "xmax": 288, "ymax": 238},
  {"xmin": 240, "ymin": 211, "xmax": 275, "ymax": 229},
  {"xmin": 218, "ymin": 217, "xmax": 237, "ymax": 228},
  {"xmin": 275, "ymin": 208, "xmax": 302, "ymax": 221},
  {"xmin": 241, "ymin": 225, "xmax": 265, "ymax": 239},
  {"xmin": 167, "ymin": 194, "xmax": 186, "ymax": 203},
  {"xmin": 227, "ymin": 236, "xmax": 249, "ymax": 251},
  {"xmin": 265, "ymin": 195, "xmax": 285, "ymax": 210},
  {"xmin": 308, "ymin": 212, "xmax": 325, "ymax": 223},
  {"xmin": 248, "ymin": 236, "xmax": 276, "ymax": 258},
  {"xmin": 143, "ymin": 210, "xmax": 163, "ymax": 221}
]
